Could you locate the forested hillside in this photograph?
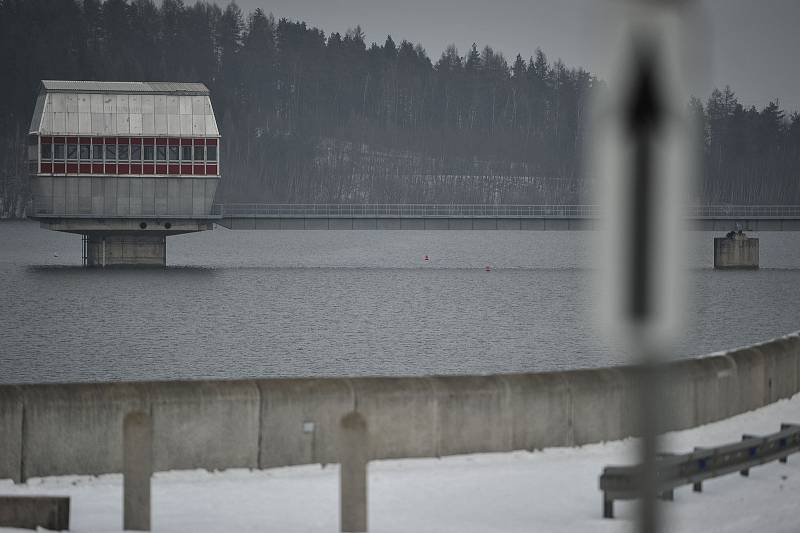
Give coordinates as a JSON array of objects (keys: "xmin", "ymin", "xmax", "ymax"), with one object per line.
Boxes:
[{"xmin": 1, "ymin": 0, "xmax": 799, "ymax": 216}]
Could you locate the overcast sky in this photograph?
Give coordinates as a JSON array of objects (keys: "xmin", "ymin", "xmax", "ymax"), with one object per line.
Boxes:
[{"xmin": 230, "ymin": 0, "xmax": 800, "ymax": 113}]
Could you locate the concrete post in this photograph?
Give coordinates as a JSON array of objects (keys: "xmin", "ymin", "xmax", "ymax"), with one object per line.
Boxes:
[
  {"xmin": 123, "ymin": 411, "xmax": 153, "ymax": 531},
  {"xmin": 340, "ymin": 411, "xmax": 368, "ymax": 533}
]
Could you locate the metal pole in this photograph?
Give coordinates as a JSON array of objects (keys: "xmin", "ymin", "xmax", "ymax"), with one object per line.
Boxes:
[{"xmin": 637, "ymin": 346, "xmax": 660, "ymax": 533}]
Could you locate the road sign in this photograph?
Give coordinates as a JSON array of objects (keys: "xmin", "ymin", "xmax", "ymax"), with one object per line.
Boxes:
[
  {"xmin": 592, "ymin": 4, "xmax": 697, "ymax": 352},
  {"xmin": 590, "ymin": 4, "xmax": 702, "ymax": 533}
]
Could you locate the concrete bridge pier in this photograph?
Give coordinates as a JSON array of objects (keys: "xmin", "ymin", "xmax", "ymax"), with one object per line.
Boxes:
[{"xmin": 714, "ymin": 231, "xmax": 759, "ymax": 269}]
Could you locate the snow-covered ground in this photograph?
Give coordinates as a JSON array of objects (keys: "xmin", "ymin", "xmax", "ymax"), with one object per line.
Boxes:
[{"xmin": 3, "ymin": 394, "xmax": 800, "ymax": 533}]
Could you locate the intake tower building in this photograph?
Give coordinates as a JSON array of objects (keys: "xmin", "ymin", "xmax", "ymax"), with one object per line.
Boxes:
[{"xmin": 28, "ymin": 81, "xmax": 220, "ymax": 266}]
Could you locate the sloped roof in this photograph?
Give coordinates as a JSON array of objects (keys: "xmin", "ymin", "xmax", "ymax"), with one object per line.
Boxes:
[
  {"xmin": 30, "ymin": 80, "xmax": 219, "ymax": 136},
  {"xmin": 41, "ymin": 80, "xmax": 209, "ymax": 95}
]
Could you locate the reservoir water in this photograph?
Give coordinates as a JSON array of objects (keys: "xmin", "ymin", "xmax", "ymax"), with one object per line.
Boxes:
[{"xmin": 1, "ymin": 221, "xmax": 799, "ymax": 384}]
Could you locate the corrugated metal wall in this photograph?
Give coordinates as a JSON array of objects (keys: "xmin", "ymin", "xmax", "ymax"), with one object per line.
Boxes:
[{"xmin": 31, "ymin": 176, "xmax": 218, "ymax": 218}]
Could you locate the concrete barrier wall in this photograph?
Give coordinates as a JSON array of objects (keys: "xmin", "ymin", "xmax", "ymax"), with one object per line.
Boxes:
[{"xmin": 1, "ymin": 333, "xmax": 798, "ymax": 482}]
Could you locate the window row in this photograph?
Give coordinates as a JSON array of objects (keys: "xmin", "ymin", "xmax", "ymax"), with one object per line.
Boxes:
[
  {"xmin": 39, "ymin": 137, "xmax": 218, "ymax": 164},
  {"xmin": 42, "ymin": 143, "xmax": 217, "ymax": 163}
]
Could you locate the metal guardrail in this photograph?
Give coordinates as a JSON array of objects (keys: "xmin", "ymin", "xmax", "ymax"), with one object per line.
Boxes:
[
  {"xmin": 600, "ymin": 423, "xmax": 800, "ymax": 519},
  {"xmin": 690, "ymin": 205, "xmax": 800, "ymax": 219},
  {"xmin": 26, "ymin": 203, "xmax": 800, "ymax": 220},
  {"xmin": 215, "ymin": 204, "xmax": 800, "ymax": 219},
  {"xmin": 214, "ymin": 204, "xmax": 599, "ymax": 218}
]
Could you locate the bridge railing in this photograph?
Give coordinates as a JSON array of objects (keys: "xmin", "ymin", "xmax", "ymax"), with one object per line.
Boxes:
[
  {"xmin": 215, "ymin": 204, "xmax": 601, "ymax": 218},
  {"xmin": 25, "ymin": 201, "xmax": 800, "ymax": 219},
  {"xmin": 689, "ymin": 205, "xmax": 800, "ymax": 219},
  {"xmin": 215, "ymin": 203, "xmax": 800, "ymax": 219}
]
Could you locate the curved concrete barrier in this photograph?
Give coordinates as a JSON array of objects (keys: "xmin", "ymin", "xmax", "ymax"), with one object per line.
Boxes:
[
  {"xmin": 0, "ymin": 387, "xmax": 23, "ymax": 483},
  {"xmin": 1, "ymin": 332, "xmax": 798, "ymax": 482},
  {"xmin": 147, "ymin": 380, "xmax": 260, "ymax": 472},
  {"xmin": 19, "ymin": 382, "xmax": 146, "ymax": 480},
  {"xmin": 258, "ymin": 378, "xmax": 353, "ymax": 468}
]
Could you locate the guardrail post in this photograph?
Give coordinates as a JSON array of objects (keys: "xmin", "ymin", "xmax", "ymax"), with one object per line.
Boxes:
[
  {"xmin": 123, "ymin": 410, "xmax": 153, "ymax": 531},
  {"xmin": 779, "ymin": 423, "xmax": 796, "ymax": 463},
  {"xmin": 740, "ymin": 434, "xmax": 758, "ymax": 477},
  {"xmin": 340, "ymin": 411, "xmax": 368, "ymax": 532},
  {"xmin": 603, "ymin": 494, "xmax": 614, "ymax": 519}
]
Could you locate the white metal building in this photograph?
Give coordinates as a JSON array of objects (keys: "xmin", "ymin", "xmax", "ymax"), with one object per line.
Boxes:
[
  {"xmin": 29, "ymin": 80, "xmax": 220, "ymax": 219},
  {"xmin": 27, "ymin": 81, "xmax": 222, "ymax": 266}
]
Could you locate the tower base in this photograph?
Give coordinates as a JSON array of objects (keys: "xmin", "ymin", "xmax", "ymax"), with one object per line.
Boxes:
[
  {"xmin": 85, "ymin": 234, "xmax": 166, "ymax": 267},
  {"xmin": 36, "ymin": 218, "xmax": 213, "ymax": 267}
]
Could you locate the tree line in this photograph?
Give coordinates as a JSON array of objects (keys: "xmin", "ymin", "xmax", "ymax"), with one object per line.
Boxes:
[{"xmin": 1, "ymin": 0, "xmax": 799, "ymax": 216}]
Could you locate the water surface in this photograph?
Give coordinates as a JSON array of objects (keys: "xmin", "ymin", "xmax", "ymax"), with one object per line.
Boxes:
[{"xmin": 1, "ymin": 221, "xmax": 799, "ymax": 384}]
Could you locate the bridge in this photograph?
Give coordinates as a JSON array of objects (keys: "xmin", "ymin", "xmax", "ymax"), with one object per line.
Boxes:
[{"xmin": 212, "ymin": 204, "xmax": 800, "ymax": 232}]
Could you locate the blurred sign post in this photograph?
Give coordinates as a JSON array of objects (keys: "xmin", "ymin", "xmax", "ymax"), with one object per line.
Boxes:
[{"xmin": 592, "ymin": 2, "xmax": 698, "ymax": 532}]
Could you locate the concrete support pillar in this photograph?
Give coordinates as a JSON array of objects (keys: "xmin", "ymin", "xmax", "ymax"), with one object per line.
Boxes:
[
  {"xmin": 124, "ymin": 411, "xmax": 153, "ymax": 531},
  {"xmin": 85, "ymin": 234, "xmax": 166, "ymax": 267},
  {"xmin": 602, "ymin": 495, "xmax": 614, "ymax": 519},
  {"xmin": 714, "ymin": 232, "xmax": 759, "ymax": 269},
  {"xmin": 340, "ymin": 411, "xmax": 368, "ymax": 533}
]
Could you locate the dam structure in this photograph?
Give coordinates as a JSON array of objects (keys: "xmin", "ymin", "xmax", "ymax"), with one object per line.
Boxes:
[
  {"xmin": 28, "ymin": 81, "xmax": 221, "ymax": 266},
  {"xmin": 24, "ymin": 81, "xmax": 800, "ymax": 267}
]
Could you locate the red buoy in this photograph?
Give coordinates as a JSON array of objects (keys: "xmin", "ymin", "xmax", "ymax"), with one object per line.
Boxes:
[
  {"xmin": 424, "ymin": 255, "xmax": 429, "ymax": 261},
  {"xmin": 485, "ymin": 265, "xmax": 492, "ymax": 272}
]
